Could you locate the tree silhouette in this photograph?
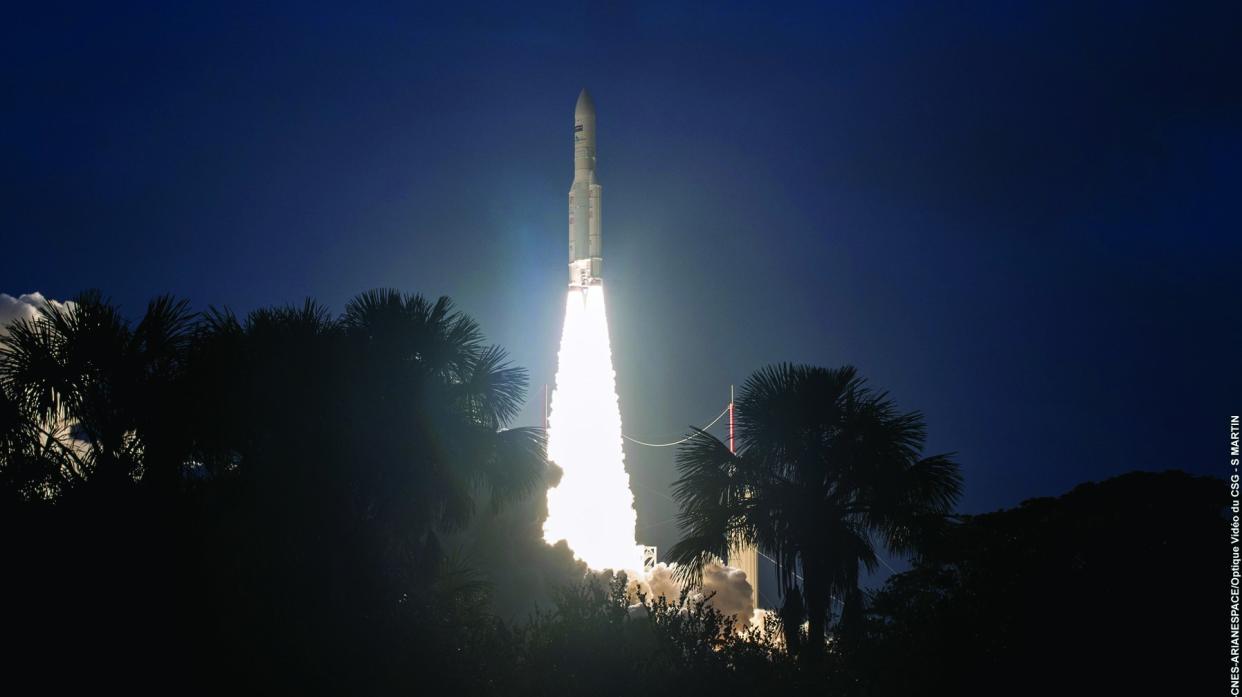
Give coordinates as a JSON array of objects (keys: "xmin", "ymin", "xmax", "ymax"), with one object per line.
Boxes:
[
  {"xmin": 0, "ymin": 290, "xmax": 196, "ymax": 494},
  {"xmin": 1, "ymin": 291, "xmax": 1220, "ymax": 693},
  {"xmin": 667, "ymin": 364, "xmax": 962, "ymax": 655},
  {"xmin": 858, "ymin": 470, "xmax": 1224, "ymax": 695},
  {"xmin": 0, "ymin": 289, "xmax": 551, "ymax": 691},
  {"xmin": 177, "ymin": 289, "xmax": 547, "ymax": 689}
]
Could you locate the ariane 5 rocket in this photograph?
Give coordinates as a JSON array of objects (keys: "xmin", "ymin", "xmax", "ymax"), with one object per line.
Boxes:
[{"xmin": 568, "ymin": 88, "xmax": 602, "ymax": 288}]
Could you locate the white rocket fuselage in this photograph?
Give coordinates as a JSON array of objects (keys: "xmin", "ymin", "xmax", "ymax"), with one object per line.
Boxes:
[{"xmin": 569, "ymin": 89, "xmax": 602, "ymax": 288}]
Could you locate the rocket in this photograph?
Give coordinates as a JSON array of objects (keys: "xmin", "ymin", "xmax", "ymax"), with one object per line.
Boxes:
[{"xmin": 568, "ymin": 88, "xmax": 602, "ymax": 288}]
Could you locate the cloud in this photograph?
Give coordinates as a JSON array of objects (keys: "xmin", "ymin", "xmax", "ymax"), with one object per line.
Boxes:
[{"xmin": 0, "ymin": 292, "xmax": 73, "ymax": 335}]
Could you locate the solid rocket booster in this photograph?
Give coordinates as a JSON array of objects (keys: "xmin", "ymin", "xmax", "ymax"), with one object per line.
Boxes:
[{"xmin": 568, "ymin": 89, "xmax": 602, "ymax": 288}]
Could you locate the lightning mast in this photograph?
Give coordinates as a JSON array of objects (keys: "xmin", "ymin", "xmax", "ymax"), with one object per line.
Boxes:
[{"xmin": 726, "ymin": 384, "xmax": 760, "ymax": 610}]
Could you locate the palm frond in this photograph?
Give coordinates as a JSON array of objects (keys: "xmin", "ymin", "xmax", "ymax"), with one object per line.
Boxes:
[
  {"xmin": 341, "ymin": 288, "xmax": 406, "ymax": 333},
  {"xmin": 197, "ymin": 306, "xmax": 242, "ymax": 337},
  {"xmin": 669, "ymin": 429, "xmax": 751, "ymax": 584},
  {"xmin": 469, "ymin": 426, "xmax": 547, "ymax": 510},
  {"xmin": 0, "ymin": 314, "xmax": 68, "ymax": 423},
  {"xmin": 132, "ymin": 294, "xmax": 195, "ymax": 362},
  {"xmin": 672, "ymin": 429, "xmax": 744, "ymax": 516},
  {"xmin": 905, "ymin": 453, "xmax": 964, "ymax": 513},
  {"xmin": 402, "ymin": 294, "xmax": 483, "ymax": 378},
  {"xmin": 457, "ymin": 344, "xmax": 528, "ymax": 428}
]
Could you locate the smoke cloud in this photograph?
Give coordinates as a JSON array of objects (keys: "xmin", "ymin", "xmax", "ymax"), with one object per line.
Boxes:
[
  {"xmin": 695, "ymin": 560, "xmax": 755, "ymax": 623},
  {"xmin": 627, "ymin": 560, "xmax": 755, "ymax": 630},
  {"xmin": 445, "ymin": 463, "xmax": 589, "ymax": 620},
  {"xmin": 543, "ymin": 286, "xmax": 643, "ymax": 571}
]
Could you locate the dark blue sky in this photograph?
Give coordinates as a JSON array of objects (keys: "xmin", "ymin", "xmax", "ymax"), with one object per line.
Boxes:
[{"xmin": 4, "ymin": 2, "xmax": 1239, "ymax": 560}]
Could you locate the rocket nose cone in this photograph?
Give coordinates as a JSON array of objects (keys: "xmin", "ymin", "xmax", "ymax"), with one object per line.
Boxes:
[{"xmin": 575, "ymin": 88, "xmax": 595, "ymax": 117}]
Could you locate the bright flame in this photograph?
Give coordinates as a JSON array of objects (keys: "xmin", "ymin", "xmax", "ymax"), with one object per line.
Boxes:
[{"xmin": 543, "ymin": 285, "xmax": 644, "ymax": 571}]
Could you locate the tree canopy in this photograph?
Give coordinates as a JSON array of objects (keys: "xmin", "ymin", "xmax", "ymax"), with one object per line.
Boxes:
[
  {"xmin": 0, "ymin": 292, "xmax": 1219, "ymax": 694},
  {"xmin": 668, "ymin": 364, "xmax": 963, "ymax": 653}
]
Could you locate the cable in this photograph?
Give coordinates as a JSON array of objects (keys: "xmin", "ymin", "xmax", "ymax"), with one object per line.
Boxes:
[
  {"xmin": 622, "ymin": 405, "xmax": 731, "ymax": 447},
  {"xmin": 621, "ymin": 397, "xmax": 897, "ymax": 607},
  {"xmin": 758, "ymin": 588, "xmax": 775, "ymax": 610},
  {"xmin": 636, "ymin": 515, "xmax": 680, "ymax": 532},
  {"xmin": 634, "ymin": 481, "xmax": 677, "ymax": 504},
  {"xmin": 757, "ymin": 550, "xmax": 801, "ymax": 582}
]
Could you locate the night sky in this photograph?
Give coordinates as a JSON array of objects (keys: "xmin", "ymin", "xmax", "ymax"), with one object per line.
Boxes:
[{"xmin": 4, "ymin": 2, "xmax": 1239, "ymax": 570}]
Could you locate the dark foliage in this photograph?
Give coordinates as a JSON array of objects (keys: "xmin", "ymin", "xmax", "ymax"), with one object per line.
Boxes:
[
  {"xmin": 0, "ymin": 292, "xmax": 1221, "ymax": 694},
  {"xmin": 853, "ymin": 470, "xmax": 1225, "ymax": 695},
  {"xmin": 0, "ymin": 289, "xmax": 545, "ymax": 692},
  {"xmin": 668, "ymin": 364, "xmax": 963, "ymax": 655},
  {"xmin": 488, "ymin": 573, "xmax": 787, "ymax": 695}
]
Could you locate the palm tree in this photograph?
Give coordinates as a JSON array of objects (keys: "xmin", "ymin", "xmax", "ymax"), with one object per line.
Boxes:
[
  {"xmin": 137, "ymin": 289, "xmax": 550, "ymax": 682},
  {"xmin": 0, "ymin": 376, "xmax": 65, "ymax": 500},
  {"xmin": 667, "ymin": 363, "xmax": 962, "ymax": 655},
  {"xmin": 187, "ymin": 290, "xmax": 547, "ymax": 596},
  {"xmin": 0, "ymin": 291, "xmax": 196, "ymax": 495},
  {"xmin": 336, "ymin": 289, "xmax": 545, "ymax": 535}
]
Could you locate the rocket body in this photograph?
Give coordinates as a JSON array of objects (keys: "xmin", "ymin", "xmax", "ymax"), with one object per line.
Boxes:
[{"xmin": 569, "ymin": 89, "xmax": 602, "ymax": 288}]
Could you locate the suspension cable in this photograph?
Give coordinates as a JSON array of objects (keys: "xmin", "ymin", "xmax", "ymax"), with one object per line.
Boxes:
[
  {"xmin": 622, "ymin": 404, "xmax": 731, "ymax": 447},
  {"xmin": 621, "ymin": 397, "xmax": 900, "ymax": 600}
]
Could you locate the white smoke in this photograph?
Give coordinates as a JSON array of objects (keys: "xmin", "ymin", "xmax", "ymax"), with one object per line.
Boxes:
[
  {"xmin": 627, "ymin": 561, "xmax": 755, "ymax": 631},
  {"xmin": 745, "ymin": 608, "xmax": 780, "ymax": 640},
  {"xmin": 538, "ymin": 285, "xmax": 760, "ymax": 632},
  {"xmin": 542, "ymin": 286, "xmax": 644, "ymax": 571},
  {"xmin": 695, "ymin": 560, "xmax": 755, "ymax": 623},
  {"xmin": 637, "ymin": 561, "xmax": 683, "ymax": 605},
  {"xmin": 0, "ymin": 292, "xmax": 73, "ymax": 335}
]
